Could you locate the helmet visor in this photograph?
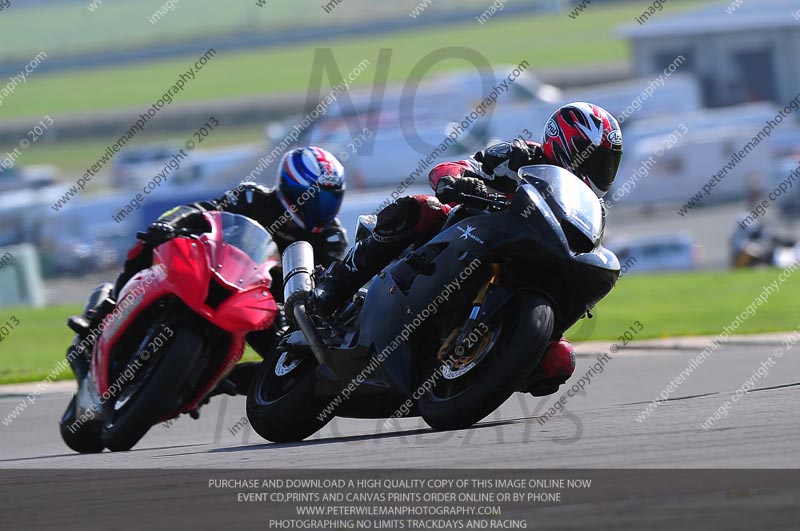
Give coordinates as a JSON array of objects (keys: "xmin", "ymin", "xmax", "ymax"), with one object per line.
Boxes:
[
  {"xmin": 297, "ymin": 187, "xmax": 344, "ymax": 231},
  {"xmin": 572, "ymin": 142, "xmax": 622, "ymax": 194}
]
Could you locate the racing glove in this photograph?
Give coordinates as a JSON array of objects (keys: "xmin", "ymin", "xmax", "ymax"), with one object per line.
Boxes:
[
  {"xmin": 138, "ymin": 221, "xmax": 176, "ymax": 246},
  {"xmin": 435, "ymin": 175, "xmax": 489, "ymax": 204},
  {"xmin": 474, "ymin": 139, "xmax": 537, "ymax": 179}
]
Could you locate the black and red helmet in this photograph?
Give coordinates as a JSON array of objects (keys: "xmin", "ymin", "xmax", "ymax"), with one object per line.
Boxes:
[{"xmin": 541, "ymin": 102, "xmax": 623, "ymax": 198}]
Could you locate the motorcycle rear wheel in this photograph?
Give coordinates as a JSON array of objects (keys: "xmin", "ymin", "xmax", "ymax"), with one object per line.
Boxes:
[{"xmin": 418, "ymin": 293, "xmax": 553, "ymax": 430}]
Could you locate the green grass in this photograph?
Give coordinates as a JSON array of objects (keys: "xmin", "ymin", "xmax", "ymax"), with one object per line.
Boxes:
[
  {"xmin": 1, "ymin": 268, "xmax": 798, "ymax": 385},
  {"xmin": 0, "ymin": 0, "xmax": 706, "ymax": 121},
  {"xmin": 567, "ymin": 268, "xmax": 800, "ymax": 342},
  {"xmin": 1, "ymin": 123, "xmax": 268, "ymax": 173},
  {"xmin": 0, "ymin": 305, "xmax": 261, "ymax": 385},
  {"xmin": 0, "ymin": 306, "xmax": 77, "ymax": 385},
  {"xmin": 0, "ymin": 0, "xmax": 287, "ymax": 59},
  {"xmin": 0, "ymin": 0, "xmax": 530, "ymax": 60}
]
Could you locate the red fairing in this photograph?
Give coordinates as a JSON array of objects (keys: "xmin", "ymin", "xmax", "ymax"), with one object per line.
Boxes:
[
  {"xmin": 162, "ymin": 237, "xmax": 277, "ymax": 333},
  {"xmin": 93, "ymin": 211, "xmax": 279, "ymax": 408},
  {"xmin": 93, "ymin": 263, "xmax": 171, "ymax": 395},
  {"xmin": 125, "ymin": 241, "xmax": 146, "ymax": 260},
  {"xmin": 203, "ymin": 243, "xmax": 278, "ymax": 332},
  {"xmin": 157, "ymin": 237, "xmax": 214, "ymax": 312}
]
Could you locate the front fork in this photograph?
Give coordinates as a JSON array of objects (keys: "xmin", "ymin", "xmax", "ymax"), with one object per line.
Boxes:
[{"xmin": 452, "ymin": 263, "xmax": 502, "ymax": 354}]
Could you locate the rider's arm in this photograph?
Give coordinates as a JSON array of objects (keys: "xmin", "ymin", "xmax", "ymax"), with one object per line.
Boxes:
[
  {"xmin": 428, "ymin": 159, "xmax": 482, "ymax": 191},
  {"xmin": 160, "ymin": 182, "xmax": 275, "ymax": 227},
  {"xmin": 316, "ymin": 221, "xmax": 348, "ymax": 267},
  {"xmin": 599, "ymin": 198, "xmax": 608, "ymax": 241},
  {"xmin": 210, "ymin": 181, "xmax": 348, "ymax": 266},
  {"xmin": 140, "ymin": 183, "xmax": 267, "ymax": 242},
  {"xmin": 428, "ymin": 160, "xmax": 488, "ymax": 205},
  {"xmin": 208, "ymin": 182, "xmax": 272, "ymax": 215},
  {"xmin": 472, "ymin": 139, "xmax": 540, "ymax": 181},
  {"xmin": 139, "ymin": 203, "xmax": 213, "ymax": 245},
  {"xmin": 428, "ymin": 139, "xmax": 541, "ymax": 193},
  {"xmin": 153, "ymin": 203, "xmax": 214, "ymax": 228}
]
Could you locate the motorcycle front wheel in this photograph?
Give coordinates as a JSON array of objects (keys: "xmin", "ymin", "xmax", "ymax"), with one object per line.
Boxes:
[
  {"xmin": 101, "ymin": 322, "xmax": 203, "ymax": 451},
  {"xmin": 418, "ymin": 293, "xmax": 553, "ymax": 431},
  {"xmin": 60, "ymin": 394, "xmax": 104, "ymax": 454},
  {"xmin": 247, "ymin": 348, "xmax": 331, "ymax": 443}
]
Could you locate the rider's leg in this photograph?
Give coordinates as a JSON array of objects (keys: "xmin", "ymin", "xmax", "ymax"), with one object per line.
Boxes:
[
  {"xmin": 66, "ymin": 282, "xmax": 115, "ymax": 380},
  {"xmin": 67, "ymin": 242, "xmax": 154, "ymax": 380},
  {"xmin": 313, "ymin": 195, "xmax": 449, "ymax": 316},
  {"xmin": 223, "ymin": 327, "xmax": 282, "ymax": 396},
  {"xmin": 112, "ymin": 242, "xmax": 154, "ymax": 299}
]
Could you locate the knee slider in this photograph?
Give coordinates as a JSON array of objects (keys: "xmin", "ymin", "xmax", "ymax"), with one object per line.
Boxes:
[{"xmin": 374, "ymin": 197, "xmax": 421, "ymax": 241}]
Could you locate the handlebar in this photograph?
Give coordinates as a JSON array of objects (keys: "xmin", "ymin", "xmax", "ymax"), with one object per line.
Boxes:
[
  {"xmin": 458, "ymin": 193, "xmax": 510, "ymax": 212},
  {"xmin": 136, "ymin": 227, "xmax": 200, "ymax": 245},
  {"xmin": 174, "ymin": 227, "xmax": 199, "ymax": 238}
]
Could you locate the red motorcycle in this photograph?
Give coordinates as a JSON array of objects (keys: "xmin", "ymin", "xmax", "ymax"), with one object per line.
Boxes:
[{"xmin": 60, "ymin": 212, "xmax": 280, "ymax": 452}]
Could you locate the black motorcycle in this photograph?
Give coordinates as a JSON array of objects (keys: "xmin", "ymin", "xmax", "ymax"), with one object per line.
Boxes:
[{"xmin": 247, "ymin": 165, "xmax": 620, "ymax": 442}]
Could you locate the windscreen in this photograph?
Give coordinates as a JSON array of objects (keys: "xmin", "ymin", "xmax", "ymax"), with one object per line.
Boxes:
[
  {"xmin": 519, "ymin": 165, "xmax": 603, "ymax": 243},
  {"xmin": 218, "ymin": 212, "xmax": 275, "ymax": 264}
]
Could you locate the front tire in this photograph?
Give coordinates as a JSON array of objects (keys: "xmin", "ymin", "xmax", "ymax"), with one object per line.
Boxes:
[
  {"xmin": 60, "ymin": 395, "xmax": 104, "ymax": 454},
  {"xmin": 419, "ymin": 294, "xmax": 554, "ymax": 430},
  {"xmin": 247, "ymin": 349, "xmax": 331, "ymax": 443},
  {"xmin": 101, "ymin": 323, "xmax": 203, "ymax": 451}
]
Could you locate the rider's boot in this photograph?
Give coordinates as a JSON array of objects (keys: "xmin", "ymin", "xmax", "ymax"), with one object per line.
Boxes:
[
  {"xmin": 226, "ymin": 362, "xmax": 262, "ymax": 395},
  {"xmin": 66, "ymin": 243, "xmax": 148, "ymax": 334},
  {"xmin": 208, "ymin": 327, "xmax": 281, "ymax": 398},
  {"xmin": 311, "ymin": 239, "xmax": 387, "ymax": 321},
  {"xmin": 525, "ymin": 337, "xmax": 576, "ymax": 397},
  {"xmin": 66, "ymin": 282, "xmax": 116, "ymax": 381},
  {"xmin": 68, "ymin": 240, "xmax": 153, "ymax": 341}
]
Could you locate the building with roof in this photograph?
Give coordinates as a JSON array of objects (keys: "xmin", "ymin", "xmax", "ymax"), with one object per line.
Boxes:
[{"xmin": 619, "ymin": 0, "xmax": 800, "ymax": 107}]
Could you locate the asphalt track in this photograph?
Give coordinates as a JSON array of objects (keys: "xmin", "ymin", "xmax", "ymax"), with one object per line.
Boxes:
[
  {"xmin": 3, "ymin": 335, "xmax": 800, "ymax": 530},
  {"xmin": 2, "ymin": 334, "xmax": 799, "ymax": 469}
]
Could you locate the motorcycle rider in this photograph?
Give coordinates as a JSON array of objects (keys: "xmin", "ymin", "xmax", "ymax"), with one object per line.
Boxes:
[
  {"xmin": 730, "ymin": 214, "xmax": 797, "ymax": 268},
  {"xmin": 68, "ymin": 146, "xmax": 348, "ymax": 393},
  {"xmin": 311, "ymin": 102, "xmax": 623, "ymax": 396}
]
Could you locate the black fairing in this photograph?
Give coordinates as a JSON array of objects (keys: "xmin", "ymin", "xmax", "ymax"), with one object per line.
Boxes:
[{"xmin": 320, "ymin": 165, "xmax": 620, "ymax": 399}]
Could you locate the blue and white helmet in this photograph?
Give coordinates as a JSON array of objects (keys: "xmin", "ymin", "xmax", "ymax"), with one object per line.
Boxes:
[{"xmin": 276, "ymin": 146, "xmax": 345, "ymax": 232}]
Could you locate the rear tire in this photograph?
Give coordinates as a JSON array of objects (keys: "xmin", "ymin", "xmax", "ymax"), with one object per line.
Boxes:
[
  {"xmin": 59, "ymin": 395, "xmax": 104, "ymax": 454},
  {"xmin": 247, "ymin": 349, "xmax": 331, "ymax": 443},
  {"xmin": 419, "ymin": 294, "xmax": 553, "ymax": 430},
  {"xmin": 101, "ymin": 323, "xmax": 203, "ymax": 452}
]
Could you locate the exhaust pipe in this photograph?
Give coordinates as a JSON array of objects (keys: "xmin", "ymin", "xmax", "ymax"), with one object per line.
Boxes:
[
  {"xmin": 291, "ymin": 303, "xmax": 328, "ymax": 366},
  {"xmin": 283, "ymin": 241, "xmax": 315, "ymax": 302},
  {"xmin": 282, "ymin": 242, "xmax": 328, "ymax": 365}
]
